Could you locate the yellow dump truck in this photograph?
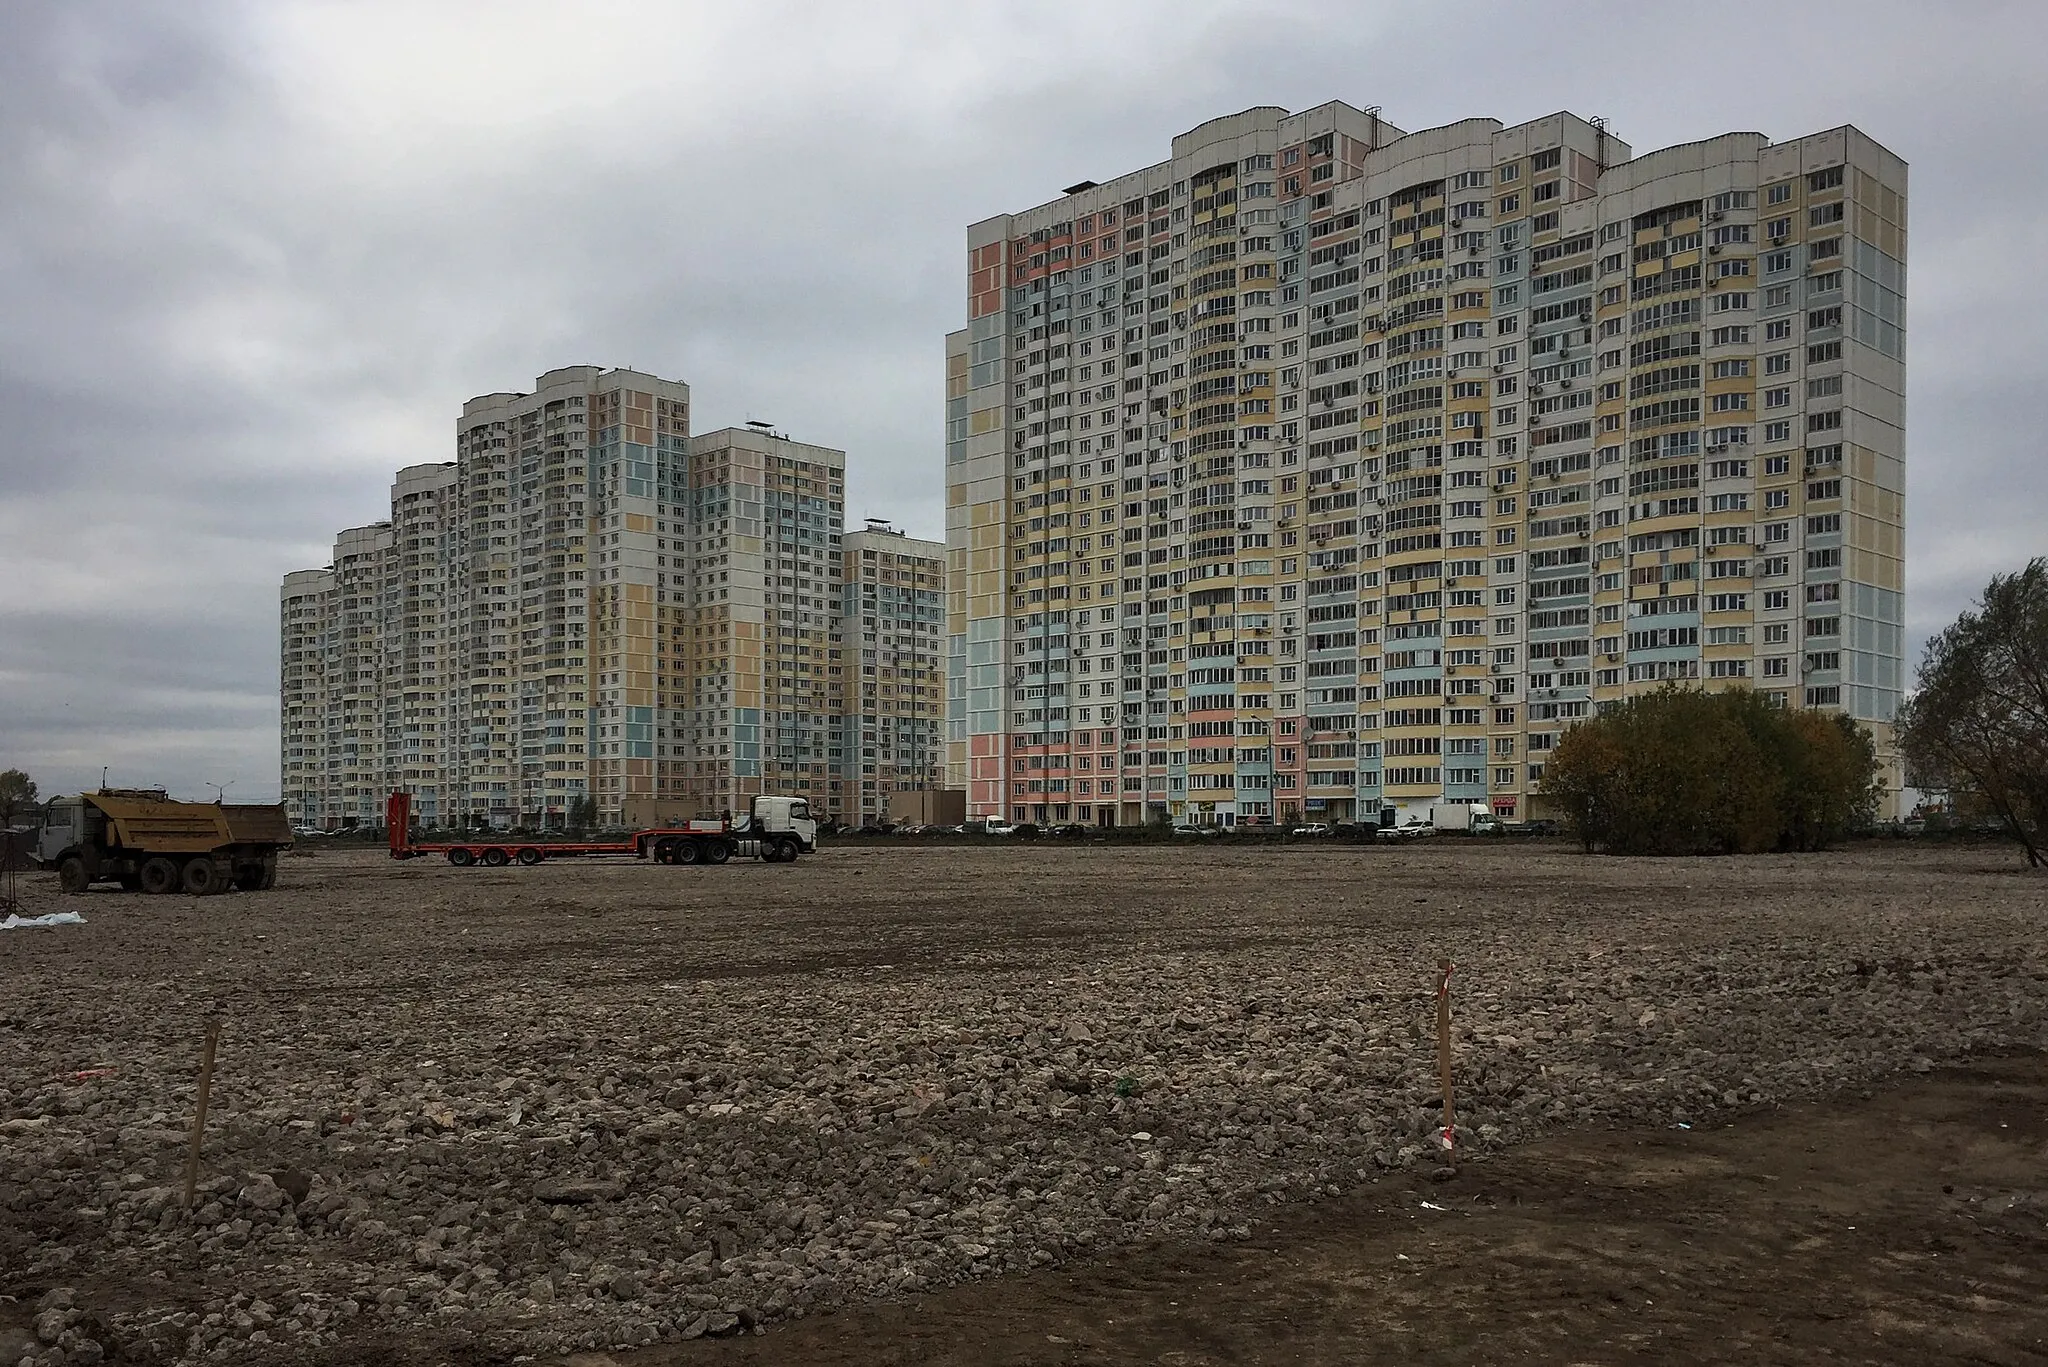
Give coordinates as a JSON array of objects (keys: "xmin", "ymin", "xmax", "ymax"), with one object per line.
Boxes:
[{"xmin": 37, "ymin": 789, "xmax": 292, "ymax": 895}]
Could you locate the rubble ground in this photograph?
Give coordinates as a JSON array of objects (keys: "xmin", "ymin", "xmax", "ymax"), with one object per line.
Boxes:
[{"xmin": 1, "ymin": 841, "xmax": 2044, "ymax": 1365}]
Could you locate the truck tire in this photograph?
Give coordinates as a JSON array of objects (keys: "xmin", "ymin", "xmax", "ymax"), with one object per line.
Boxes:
[
  {"xmin": 773, "ymin": 837, "xmax": 798, "ymax": 863},
  {"xmin": 676, "ymin": 839, "xmax": 701, "ymax": 865},
  {"xmin": 58, "ymin": 857, "xmax": 90, "ymax": 895},
  {"xmin": 235, "ymin": 862, "xmax": 265, "ymax": 891},
  {"xmin": 139, "ymin": 857, "xmax": 181, "ymax": 895},
  {"xmin": 182, "ymin": 858, "xmax": 225, "ymax": 896},
  {"xmin": 516, "ymin": 848, "xmax": 543, "ymax": 866},
  {"xmin": 705, "ymin": 841, "xmax": 731, "ymax": 865},
  {"xmin": 651, "ymin": 838, "xmax": 675, "ymax": 865},
  {"xmin": 448, "ymin": 848, "xmax": 475, "ymax": 867},
  {"xmin": 481, "ymin": 847, "xmax": 510, "ymax": 867},
  {"xmin": 259, "ymin": 854, "xmax": 279, "ymax": 890}
]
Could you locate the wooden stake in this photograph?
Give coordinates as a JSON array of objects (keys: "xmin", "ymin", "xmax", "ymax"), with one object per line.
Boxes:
[
  {"xmin": 182, "ymin": 1019, "xmax": 221, "ymax": 1210},
  {"xmin": 1435, "ymin": 960, "xmax": 1456, "ymax": 1154}
]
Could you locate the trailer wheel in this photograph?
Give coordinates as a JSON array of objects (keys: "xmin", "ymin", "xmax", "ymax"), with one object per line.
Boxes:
[
  {"xmin": 181, "ymin": 858, "xmax": 225, "ymax": 896},
  {"xmin": 259, "ymin": 854, "xmax": 279, "ymax": 890},
  {"xmin": 705, "ymin": 841, "xmax": 731, "ymax": 865},
  {"xmin": 676, "ymin": 839, "xmax": 702, "ymax": 865},
  {"xmin": 235, "ymin": 863, "xmax": 266, "ymax": 891},
  {"xmin": 58, "ymin": 857, "xmax": 90, "ymax": 895},
  {"xmin": 139, "ymin": 857, "xmax": 180, "ymax": 895},
  {"xmin": 482, "ymin": 847, "xmax": 510, "ymax": 867},
  {"xmin": 448, "ymin": 848, "xmax": 475, "ymax": 867},
  {"xmin": 516, "ymin": 848, "xmax": 543, "ymax": 866}
]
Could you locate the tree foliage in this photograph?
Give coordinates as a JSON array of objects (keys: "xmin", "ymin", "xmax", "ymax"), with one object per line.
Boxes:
[
  {"xmin": 0, "ymin": 769, "xmax": 38, "ymax": 827},
  {"xmin": 1540, "ymin": 686, "xmax": 1880, "ymax": 855},
  {"xmin": 1897, "ymin": 558, "xmax": 2048, "ymax": 867}
]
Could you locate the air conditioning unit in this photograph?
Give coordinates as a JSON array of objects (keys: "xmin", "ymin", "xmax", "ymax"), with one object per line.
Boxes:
[
  {"xmin": 1451, "ymin": 219, "xmax": 1463, "ymax": 228},
  {"xmin": 1577, "ymin": 530, "xmax": 1590, "ymax": 539},
  {"xmin": 1559, "ymin": 379, "xmax": 1572, "ymax": 390},
  {"xmin": 1492, "ymin": 363, "xmax": 1505, "ymax": 374},
  {"xmin": 1469, "ymin": 246, "xmax": 1483, "ymax": 257},
  {"xmin": 1531, "ymin": 383, "xmax": 1545, "ymax": 395},
  {"xmin": 1708, "ymin": 244, "xmax": 1721, "ymax": 255},
  {"xmin": 1708, "ymin": 210, "xmax": 1724, "ymax": 222}
]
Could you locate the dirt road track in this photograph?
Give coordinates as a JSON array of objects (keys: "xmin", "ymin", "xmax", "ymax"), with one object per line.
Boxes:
[{"xmin": 646, "ymin": 1053, "xmax": 2048, "ymax": 1367}]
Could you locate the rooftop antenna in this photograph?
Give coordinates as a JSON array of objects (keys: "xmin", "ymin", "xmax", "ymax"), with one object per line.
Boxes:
[
  {"xmin": 1589, "ymin": 115, "xmax": 1610, "ymax": 174},
  {"xmin": 208, "ymin": 781, "xmax": 234, "ymax": 804},
  {"xmin": 1364, "ymin": 104, "xmax": 1382, "ymax": 153}
]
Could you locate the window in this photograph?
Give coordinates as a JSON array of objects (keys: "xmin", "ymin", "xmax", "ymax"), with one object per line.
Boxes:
[
  {"xmin": 1807, "ymin": 167, "xmax": 1843, "ymax": 192},
  {"xmin": 1765, "ymin": 352, "xmax": 1792, "ymax": 375},
  {"xmin": 1763, "ymin": 421, "xmax": 1792, "ymax": 444},
  {"xmin": 1713, "ymin": 359, "xmax": 1752, "ymax": 378},
  {"xmin": 1764, "ymin": 387, "xmax": 1792, "ymax": 408},
  {"xmin": 1766, "ymin": 181, "xmax": 1793, "ymax": 205},
  {"xmin": 1498, "ymin": 194, "xmax": 1520, "ymax": 215},
  {"xmin": 1764, "ymin": 285, "xmax": 1794, "ymax": 309},
  {"xmin": 1765, "ymin": 250, "xmax": 1794, "ymax": 274},
  {"xmin": 1764, "ymin": 318, "xmax": 1792, "ymax": 341}
]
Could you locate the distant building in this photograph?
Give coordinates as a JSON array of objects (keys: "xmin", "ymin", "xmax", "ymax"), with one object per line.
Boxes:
[
  {"xmin": 842, "ymin": 522, "xmax": 947, "ymax": 827},
  {"xmin": 282, "ymin": 368, "xmax": 941, "ymax": 830}
]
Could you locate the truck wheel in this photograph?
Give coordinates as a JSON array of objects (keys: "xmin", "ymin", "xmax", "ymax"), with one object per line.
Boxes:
[
  {"xmin": 516, "ymin": 848, "xmax": 543, "ymax": 866},
  {"xmin": 482, "ymin": 847, "xmax": 510, "ymax": 867},
  {"xmin": 448, "ymin": 848, "xmax": 475, "ymax": 867},
  {"xmin": 651, "ymin": 839, "xmax": 674, "ymax": 865},
  {"xmin": 676, "ymin": 840, "xmax": 701, "ymax": 865},
  {"xmin": 58, "ymin": 857, "xmax": 90, "ymax": 894},
  {"xmin": 235, "ymin": 862, "xmax": 266, "ymax": 891},
  {"xmin": 182, "ymin": 858, "xmax": 224, "ymax": 896},
  {"xmin": 119, "ymin": 870, "xmax": 142, "ymax": 891},
  {"xmin": 773, "ymin": 838, "xmax": 798, "ymax": 863},
  {"xmin": 705, "ymin": 842, "xmax": 730, "ymax": 865},
  {"xmin": 259, "ymin": 854, "xmax": 279, "ymax": 890},
  {"xmin": 139, "ymin": 857, "xmax": 180, "ymax": 895}
]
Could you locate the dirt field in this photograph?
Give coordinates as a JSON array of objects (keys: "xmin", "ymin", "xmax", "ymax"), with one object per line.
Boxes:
[{"xmin": 2, "ymin": 840, "xmax": 2045, "ymax": 1365}]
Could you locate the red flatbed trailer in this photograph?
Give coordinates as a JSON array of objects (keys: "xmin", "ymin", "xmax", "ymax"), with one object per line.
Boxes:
[{"xmin": 383, "ymin": 792, "xmax": 815, "ymax": 867}]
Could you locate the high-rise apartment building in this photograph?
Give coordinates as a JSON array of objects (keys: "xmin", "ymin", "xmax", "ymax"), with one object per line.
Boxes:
[
  {"xmin": 947, "ymin": 103, "xmax": 1905, "ymax": 827},
  {"xmin": 284, "ymin": 369, "xmax": 940, "ymax": 831},
  {"xmin": 673, "ymin": 426, "xmax": 849, "ymax": 818},
  {"xmin": 842, "ymin": 522, "xmax": 947, "ymax": 826}
]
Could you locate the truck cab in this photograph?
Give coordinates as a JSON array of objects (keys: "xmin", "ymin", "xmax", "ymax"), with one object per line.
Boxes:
[{"xmin": 748, "ymin": 796, "xmax": 819, "ymax": 853}]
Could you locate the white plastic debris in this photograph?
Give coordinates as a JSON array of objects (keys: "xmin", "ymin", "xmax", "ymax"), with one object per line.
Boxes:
[{"xmin": 1, "ymin": 911, "xmax": 86, "ymax": 930}]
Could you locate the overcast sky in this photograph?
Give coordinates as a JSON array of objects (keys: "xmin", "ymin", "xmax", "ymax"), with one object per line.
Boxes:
[{"xmin": 2, "ymin": 0, "xmax": 2040, "ymax": 802}]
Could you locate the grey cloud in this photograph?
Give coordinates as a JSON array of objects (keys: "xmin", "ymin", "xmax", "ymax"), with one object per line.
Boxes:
[{"xmin": 2, "ymin": 0, "xmax": 2043, "ymax": 800}]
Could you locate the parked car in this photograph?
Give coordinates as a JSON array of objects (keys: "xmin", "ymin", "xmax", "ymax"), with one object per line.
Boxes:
[
  {"xmin": 1377, "ymin": 821, "xmax": 1439, "ymax": 842},
  {"xmin": 1049, "ymin": 822, "xmax": 1090, "ymax": 838},
  {"xmin": 1289, "ymin": 822, "xmax": 1332, "ymax": 836},
  {"xmin": 982, "ymin": 820, "xmax": 1017, "ymax": 836}
]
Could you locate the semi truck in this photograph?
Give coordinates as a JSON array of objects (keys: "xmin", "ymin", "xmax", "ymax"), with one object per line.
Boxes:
[
  {"xmin": 38, "ymin": 790, "xmax": 292, "ymax": 895},
  {"xmin": 385, "ymin": 791, "xmax": 818, "ymax": 866}
]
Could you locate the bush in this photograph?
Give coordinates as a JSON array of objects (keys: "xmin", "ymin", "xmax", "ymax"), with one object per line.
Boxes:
[{"xmin": 1540, "ymin": 685, "xmax": 1879, "ymax": 855}]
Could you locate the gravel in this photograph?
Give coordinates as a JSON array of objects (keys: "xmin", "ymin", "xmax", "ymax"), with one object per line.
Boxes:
[{"xmin": 1, "ymin": 841, "xmax": 2044, "ymax": 1363}]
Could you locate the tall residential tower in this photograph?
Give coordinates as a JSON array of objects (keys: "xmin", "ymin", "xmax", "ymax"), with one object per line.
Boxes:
[{"xmin": 947, "ymin": 103, "xmax": 1905, "ymax": 826}]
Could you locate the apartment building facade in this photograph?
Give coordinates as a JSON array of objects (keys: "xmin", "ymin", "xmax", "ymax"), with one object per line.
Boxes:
[
  {"xmin": 843, "ymin": 523, "xmax": 947, "ymax": 826},
  {"xmin": 946, "ymin": 102, "xmax": 1905, "ymax": 827},
  {"xmin": 284, "ymin": 369, "xmax": 940, "ymax": 830}
]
